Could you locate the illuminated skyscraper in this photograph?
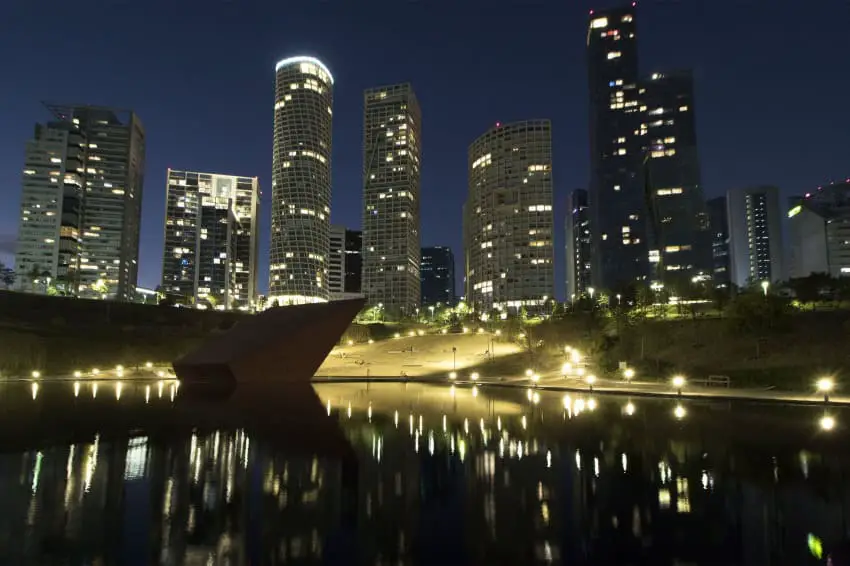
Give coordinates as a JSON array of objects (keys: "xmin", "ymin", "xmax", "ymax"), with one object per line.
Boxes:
[
  {"xmin": 15, "ymin": 104, "xmax": 144, "ymax": 300},
  {"xmin": 269, "ymin": 56, "xmax": 333, "ymax": 306},
  {"xmin": 642, "ymin": 70, "xmax": 711, "ymax": 288},
  {"xmin": 161, "ymin": 170, "xmax": 259, "ymax": 310},
  {"xmin": 464, "ymin": 121, "xmax": 554, "ymax": 314},
  {"xmin": 362, "ymin": 83, "xmax": 422, "ymax": 317},
  {"xmin": 587, "ymin": 4, "xmax": 647, "ymax": 291}
]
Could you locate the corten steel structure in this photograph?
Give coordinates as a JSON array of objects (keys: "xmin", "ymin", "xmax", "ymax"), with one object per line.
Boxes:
[
  {"xmin": 464, "ymin": 120, "xmax": 554, "ymax": 315},
  {"xmin": 161, "ymin": 169, "xmax": 259, "ymax": 310},
  {"xmin": 587, "ymin": 5, "xmax": 648, "ymax": 292},
  {"xmin": 16, "ymin": 104, "xmax": 145, "ymax": 300},
  {"xmin": 362, "ymin": 83, "xmax": 422, "ymax": 317},
  {"xmin": 269, "ymin": 56, "xmax": 333, "ymax": 306}
]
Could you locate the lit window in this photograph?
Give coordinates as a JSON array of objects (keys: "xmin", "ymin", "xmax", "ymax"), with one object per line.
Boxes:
[
  {"xmin": 617, "ymin": 148, "xmax": 627, "ymax": 155},
  {"xmin": 679, "ymin": 106, "xmax": 689, "ymax": 112},
  {"xmin": 607, "ymin": 51, "xmax": 622, "ymax": 60},
  {"xmin": 590, "ymin": 17, "xmax": 608, "ymax": 29},
  {"xmin": 622, "ymin": 14, "xmax": 633, "ymax": 23}
]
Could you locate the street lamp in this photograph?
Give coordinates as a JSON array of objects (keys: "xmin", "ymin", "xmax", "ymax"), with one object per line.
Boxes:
[
  {"xmin": 817, "ymin": 377, "xmax": 834, "ymax": 403},
  {"xmin": 586, "ymin": 374, "xmax": 596, "ymax": 392},
  {"xmin": 616, "ymin": 293, "xmax": 622, "ymax": 306},
  {"xmin": 448, "ymin": 371, "xmax": 457, "ymax": 380},
  {"xmin": 672, "ymin": 375, "xmax": 686, "ymax": 395},
  {"xmin": 761, "ymin": 281, "xmax": 769, "ymax": 296},
  {"xmin": 624, "ymin": 368, "xmax": 635, "ymax": 380},
  {"xmin": 470, "ymin": 372, "xmax": 480, "ymax": 381},
  {"xmin": 589, "ymin": 287, "xmax": 595, "ymax": 300}
]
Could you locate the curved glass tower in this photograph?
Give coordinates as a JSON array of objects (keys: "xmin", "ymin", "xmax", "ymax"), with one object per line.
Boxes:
[{"xmin": 269, "ymin": 55, "xmax": 333, "ymax": 306}]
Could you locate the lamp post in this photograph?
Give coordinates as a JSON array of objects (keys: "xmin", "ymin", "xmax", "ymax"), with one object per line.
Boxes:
[
  {"xmin": 589, "ymin": 287, "xmax": 595, "ymax": 300},
  {"xmin": 672, "ymin": 375, "xmax": 686, "ymax": 396},
  {"xmin": 817, "ymin": 377, "xmax": 834, "ymax": 404},
  {"xmin": 761, "ymin": 281, "xmax": 769, "ymax": 297},
  {"xmin": 452, "ymin": 347, "xmax": 457, "ymax": 370},
  {"xmin": 586, "ymin": 374, "xmax": 596, "ymax": 392}
]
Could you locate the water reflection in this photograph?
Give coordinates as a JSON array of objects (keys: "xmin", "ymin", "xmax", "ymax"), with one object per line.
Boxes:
[{"xmin": 0, "ymin": 379, "xmax": 847, "ymax": 565}]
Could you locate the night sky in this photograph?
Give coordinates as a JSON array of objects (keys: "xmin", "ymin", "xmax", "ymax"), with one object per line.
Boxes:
[{"xmin": 1, "ymin": 1, "xmax": 848, "ymax": 298}]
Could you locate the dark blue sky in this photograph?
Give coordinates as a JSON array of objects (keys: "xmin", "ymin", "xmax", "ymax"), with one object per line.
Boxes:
[{"xmin": 1, "ymin": 1, "xmax": 848, "ymax": 297}]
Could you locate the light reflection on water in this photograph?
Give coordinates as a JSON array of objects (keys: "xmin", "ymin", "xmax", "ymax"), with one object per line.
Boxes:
[{"xmin": 0, "ymin": 379, "xmax": 848, "ymax": 565}]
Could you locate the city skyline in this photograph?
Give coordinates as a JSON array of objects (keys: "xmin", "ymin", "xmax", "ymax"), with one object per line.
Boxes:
[{"xmin": 1, "ymin": 2, "xmax": 849, "ymax": 299}]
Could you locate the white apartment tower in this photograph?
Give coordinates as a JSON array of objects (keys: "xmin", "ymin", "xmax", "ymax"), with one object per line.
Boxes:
[
  {"xmin": 269, "ymin": 56, "xmax": 333, "ymax": 306},
  {"xmin": 464, "ymin": 120, "xmax": 554, "ymax": 314}
]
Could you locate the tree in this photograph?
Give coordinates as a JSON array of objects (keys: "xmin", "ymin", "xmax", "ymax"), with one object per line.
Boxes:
[
  {"xmin": 0, "ymin": 262, "xmax": 14, "ymax": 290},
  {"xmin": 787, "ymin": 272, "xmax": 833, "ymax": 309}
]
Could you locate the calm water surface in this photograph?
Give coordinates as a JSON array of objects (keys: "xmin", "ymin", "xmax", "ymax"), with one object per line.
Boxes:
[{"xmin": 0, "ymin": 379, "xmax": 847, "ymax": 565}]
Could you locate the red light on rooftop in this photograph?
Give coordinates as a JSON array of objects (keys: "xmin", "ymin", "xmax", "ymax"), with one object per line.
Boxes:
[
  {"xmin": 805, "ymin": 193, "xmax": 812, "ymax": 198},
  {"xmin": 496, "ymin": 122, "xmax": 501, "ymax": 128},
  {"xmin": 589, "ymin": 9, "xmax": 594, "ymax": 15}
]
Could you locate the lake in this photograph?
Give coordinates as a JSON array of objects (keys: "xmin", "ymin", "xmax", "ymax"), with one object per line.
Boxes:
[{"xmin": 0, "ymin": 378, "xmax": 846, "ymax": 565}]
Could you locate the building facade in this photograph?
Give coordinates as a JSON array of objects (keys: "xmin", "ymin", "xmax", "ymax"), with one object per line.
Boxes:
[
  {"xmin": 421, "ymin": 246, "xmax": 455, "ymax": 306},
  {"xmin": 706, "ymin": 196, "xmax": 730, "ymax": 289},
  {"xmin": 587, "ymin": 4, "xmax": 647, "ymax": 292},
  {"xmin": 362, "ymin": 83, "xmax": 422, "ymax": 317},
  {"xmin": 641, "ymin": 71, "xmax": 711, "ymax": 289},
  {"xmin": 15, "ymin": 104, "xmax": 144, "ymax": 300},
  {"xmin": 565, "ymin": 189, "xmax": 591, "ymax": 301},
  {"xmin": 161, "ymin": 170, "xmax": 259, "ymax": 310},
  {"xmin": 727, "ymin": 186, "xmax": 784, "ymax": 288},
  {"xmin": 269, "ymin": 56, "xmax": 333, "ymax": 306},
  {"xmin": 788, "ymin": 180, "xmax": 850, "ymax": 279},
  {"xmin": 465, "ymin": 121, "xmax": 554, "ymax": 314},
  {"xmin": 329, "ymin": 226, "xmax": 363, "ymax": 300},
  {"xmin": 344, "ymin": 229, "xmax": 362, "ymax": 294}
]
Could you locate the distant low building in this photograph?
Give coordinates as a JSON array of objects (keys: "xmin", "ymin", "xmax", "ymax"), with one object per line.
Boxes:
[
  {"xmin": 707, "ymin": 196, "xmax": 730, "ymax": 289},
  {"xmin": 788, "ymin": 180, "xmax": 850, "ymax": 279},
  {"xmin": 565, "ymin": 189, "xmax": 591, "ymax": 301}
]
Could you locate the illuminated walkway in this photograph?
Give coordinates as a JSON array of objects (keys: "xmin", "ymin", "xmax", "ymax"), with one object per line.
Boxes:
[{"xmin": 314, "ymin": 373, "xmax": 850, "ymax": 407}]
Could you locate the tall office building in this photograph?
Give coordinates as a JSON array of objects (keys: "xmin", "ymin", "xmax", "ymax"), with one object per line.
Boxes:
[
  {"xmin": 706, "ymin": 196, "xmax": 731, "ymax": 289},
  {"xmin": 161, "ymin": 170, "xmax": 259, "ymax": 310},
  {"xmin": 587, "ymin": 4, "xmax": 647, "ymax": 292},
  {"xmin": 465, "ymin": 121, "xmax": 554, "ymax": 314},
  {"xmin": 328, "ymin": 225, "xmax": 346, "ymax": 298},
  {"xmin": 329, "ymin": 226, "xmax": 363, "ymax": 299},
  {"xmin": 269, "ymin": 56, "xmax": 333, "ymax": 306},
  {"xmin": 15, "ymin": 104, "xmax": 144, "ymax": 300},
  {"xmin": 727, "ymin": 186, "xmax": 784, "ymax": 288},
  {"xmin": 421, "ymin": 246, "xmax": 455, "ymax": 306},
  {"xmin": 788, "ymin": 180, "xmax": 850, "ymax": 279},
  {"xmin": 362, "ymin": 83, "xmax": 422, "ymax": 317},
  {"xmin": 641, "ymin": 71, "xmax": 711, "ymax": 288},
  {"xmin": 566, "ymin": 189, "xmax": 592, "ymax": 301},
  {"xmin": 344, "ymin": 229, "xmax": 362, "ymax": 294}
]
